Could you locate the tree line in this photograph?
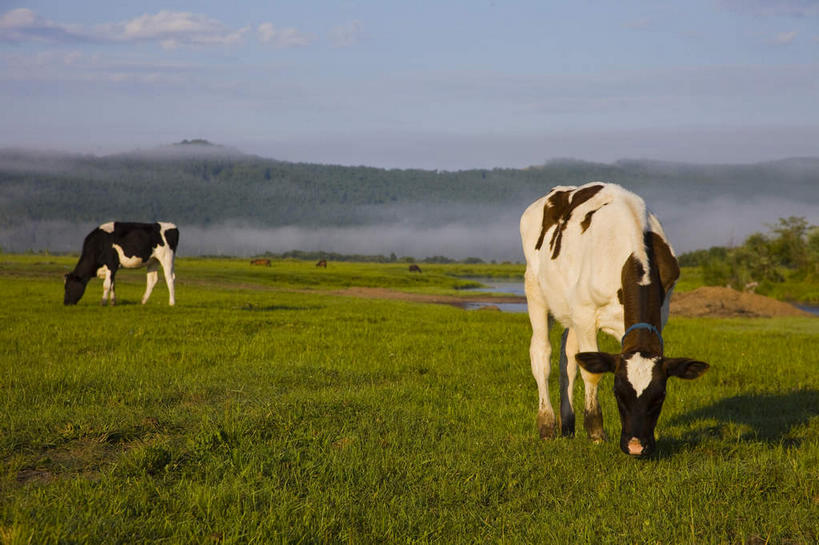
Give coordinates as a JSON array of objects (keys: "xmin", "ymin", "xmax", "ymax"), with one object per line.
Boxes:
[
  {"xmin": 679, "ymin": 216, "xmax": 818, "ymax": 292},
  {"xmin": 2, "ymin": 145, "xmax": 816, "ymax": 230}
]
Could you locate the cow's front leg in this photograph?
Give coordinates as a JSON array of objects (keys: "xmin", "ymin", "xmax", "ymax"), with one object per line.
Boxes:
[
  {"xmin": 575, "ymin": 326, "xmax": 608, "ymax": 443},
  {"xmin": 579, "ymin": 367, "xmax": 607, "ymax": 443},
  {"xmin": 101, "ymin": 268, "xmax": 115, "ymax": 306}
]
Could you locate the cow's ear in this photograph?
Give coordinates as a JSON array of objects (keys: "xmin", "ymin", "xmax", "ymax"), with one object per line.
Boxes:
[
  {"xmin": 575, "ymin": 352, "xmax": 618, "ymax": 374},
  {"xmin": 663, "ymin": 358, "xmax": 709, "ymax": 379}
]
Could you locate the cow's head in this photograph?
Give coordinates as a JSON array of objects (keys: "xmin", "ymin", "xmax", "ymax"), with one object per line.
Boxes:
[
  {"xmin": 575, "ymin": 351, "xmax": 708, "ymax": 457},
  {"xmin": 63, "ymin": 273, "xmax": 88, "ymax": 305}
]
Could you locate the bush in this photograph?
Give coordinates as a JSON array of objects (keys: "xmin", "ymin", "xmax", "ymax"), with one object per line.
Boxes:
[{"xmin": 684, "ymin": 216, "xmax": 815, "ymax": 290}]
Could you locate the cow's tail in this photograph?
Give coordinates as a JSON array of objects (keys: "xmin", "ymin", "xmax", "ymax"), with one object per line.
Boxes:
[{"xmin": 165, "ymin": 227, "xmax": 180, "ymax": 252}]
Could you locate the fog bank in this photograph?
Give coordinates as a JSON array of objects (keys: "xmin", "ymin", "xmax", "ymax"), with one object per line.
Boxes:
[{"xmin": 1, "ymin": 196, "xmax": 815, "ymax": 261}]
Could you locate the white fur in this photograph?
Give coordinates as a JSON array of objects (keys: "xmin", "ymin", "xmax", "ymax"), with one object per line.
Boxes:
[
  {"xmin": 99, "ymin": 222, "xmax": 114, "ymax": 233},
  {"xmin": 520, "ymin": 183, "xmax": 675, "ymax": 429},
  {"xmin": 625, "ymin": 354, "xmax": 656, "ymax": 397}
]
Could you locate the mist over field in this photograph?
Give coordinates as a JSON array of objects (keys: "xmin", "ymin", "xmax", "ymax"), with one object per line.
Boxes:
[{"xmin": 1, "ymin": 146, "xmax": 817, "ymax": 261}]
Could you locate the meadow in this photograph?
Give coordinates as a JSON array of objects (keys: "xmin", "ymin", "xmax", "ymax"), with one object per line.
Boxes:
[{"xmin": 1, "ymin": 255, "xmax": 817, "ymax": 544}]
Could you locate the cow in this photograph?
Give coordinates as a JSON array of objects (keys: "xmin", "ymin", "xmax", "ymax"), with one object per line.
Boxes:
[
  {"xmin": 64, "ymin": 222, "xmax": 179, "ymax": 306},
  {"xmin": 409, "ymin": 264, "xmax": 422, "ymax": 273},
  {"xmin": 316, "ymin": 259, "xmax": 327, "ymax": 268},
  {"xmin": 520, "ymin": 182, "xmax": 708, "ymax": 456},
  {"xmin": 250, "ymin": 258, "xmax": 272, "ymax": 266}
]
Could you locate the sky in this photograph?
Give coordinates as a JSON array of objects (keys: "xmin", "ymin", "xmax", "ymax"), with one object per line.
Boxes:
[{"xmin": 1, "ymin": 0, "xmax": 818, "ymax": 170}]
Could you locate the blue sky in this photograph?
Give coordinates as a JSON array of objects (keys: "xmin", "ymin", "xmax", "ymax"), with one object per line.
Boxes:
[{"xmin": 1, "ymin": 0, "xmax": 818, "ymax": 169}]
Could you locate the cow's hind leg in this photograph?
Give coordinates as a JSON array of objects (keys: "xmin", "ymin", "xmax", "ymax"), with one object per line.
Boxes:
[
  {"xmin": 559, "ymin": 328, "xmax": 579, "ymax": 437},
  {"xmin": 142, "ymin": 261, "xmax": 159, "ymax": 304},
  {"xmin": 575, "ymin": 325, "xmax": 608, "ymax": 443},
  {"xmin": 158, "ymin": 254, "xmax": 175, "ymax": 306},
  {"xmin": 525, "ymin": 271, "xmax": 555, "ymax": 439}
]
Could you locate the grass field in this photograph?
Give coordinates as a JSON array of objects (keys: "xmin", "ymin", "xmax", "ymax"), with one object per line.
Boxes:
[{"xmin": 1, "ymin": 255, "xmax": 817, "ymax": 544}]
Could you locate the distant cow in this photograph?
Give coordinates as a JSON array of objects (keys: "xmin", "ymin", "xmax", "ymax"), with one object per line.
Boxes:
[
  {"xmin": 64, "ymin": 222, "xmax": 179, "ymax": 306},
  {"xmin": 250, "ymin": 258, "xmax": 271, "ymax": 266},
  {"xmin": 409, "ymin": 264, "xmax": 422, "ymax": 273},
  {"xmin": 316, "ymin": 259, "xmax": 327, "ymax": 268},
  {"xmin": 520, "ymin": 183, "xmax": 708, "ymax": 456}
]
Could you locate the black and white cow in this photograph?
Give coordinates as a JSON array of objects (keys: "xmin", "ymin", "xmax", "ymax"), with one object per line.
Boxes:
[
  {"xmin": 64, "ymin": 222, "xmax": 179, "ymax": 306},
  {"xmin": 520, "ymin": 182, "xmax": 709, "ymax": 456}
]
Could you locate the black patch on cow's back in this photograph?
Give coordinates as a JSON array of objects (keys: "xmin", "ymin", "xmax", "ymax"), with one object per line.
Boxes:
[
  {"xmin": 111, "ymin": 222, "xmax": 162, "ymax": 262},
  {"xmin": 535, "ymin": 184, "xmax": 604, "ymax": 259},
  {"xmin": 535, "ymin": 190, "xmax": 570, "ymax": 251},
  {"xmin": 165, "ymin": 227, "xmax": 180, "ymax": 252},
  {"xmin": 580, "ymin": 202, "xmax": 608, "ymax": 233}
]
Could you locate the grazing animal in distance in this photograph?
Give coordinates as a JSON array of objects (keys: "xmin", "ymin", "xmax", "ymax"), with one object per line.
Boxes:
[
  {"xmin": 316, "ymin": 259, "xmax": 327, "ymax": 268},
  {"xmin": 64, "ymin": 222, "xmax": 179, "ymax": 306},
  {"xmin": 250, "ymin": 258, "xmax": 271, "ymax": 266},
  {"xmin": 520, "ymin": 182, "xmax": 709, "ymax": 456},
  {"xmin": 409, "ymin": 264, "xmax": 422, "ymax": 273}
]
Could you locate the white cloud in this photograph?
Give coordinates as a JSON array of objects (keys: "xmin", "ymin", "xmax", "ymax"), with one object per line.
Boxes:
[
  {"xmin": 0, "ymin": 8, "xmax": 248, "ymax": 47},
  {"xmin": 772, "ymin": 30, "xmax": 798, "ymax": 43},
  {"xmin": 257, "ymin": 22, "xmax": 313, "ymax": 47},
  {"xmin": 0, "ymin": 8, "xmax": 87, "ymax": 43},
  {"xmin": 98, "ymin": 10, "xmax": 249, "ymax": 47},
  {"xmin": 330, "ymin": 20, "xmax": 363, "ymax": 47}
]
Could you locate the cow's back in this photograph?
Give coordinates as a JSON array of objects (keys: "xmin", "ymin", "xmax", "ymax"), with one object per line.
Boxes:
[{"xmin": 520, "ymin": 183, "xmax": 652, "ymax": 330}]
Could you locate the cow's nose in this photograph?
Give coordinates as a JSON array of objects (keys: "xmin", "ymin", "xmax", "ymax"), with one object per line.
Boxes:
[{"xmin": 627, "ymin": 438, "xmax": 644, "ymax": 456}]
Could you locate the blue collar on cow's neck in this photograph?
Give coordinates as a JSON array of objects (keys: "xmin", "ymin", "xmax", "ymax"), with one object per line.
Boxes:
[{"xmin": 622, "ymin": 322, "xmax": 663, "ymax": 352}]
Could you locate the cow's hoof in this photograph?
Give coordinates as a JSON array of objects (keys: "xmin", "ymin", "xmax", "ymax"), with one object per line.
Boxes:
[
  {"xmin": 588, "ymin": 430, "xmax": 608, "ymax": 444},
  {"xmin": 584, "ymin": 410, "xmax": 606, "ymax": 443},
  {"xmin": 537, "ymin": 411, "xmax": 557, "ymax": 439}
]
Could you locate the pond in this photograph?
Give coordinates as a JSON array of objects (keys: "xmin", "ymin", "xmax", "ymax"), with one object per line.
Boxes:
[
  {"xmin": 463, "ymin": 279, "xmax": 819, "ymax": 317},
  {"xmin": 795, "ymin": 304, "xmax": 819, "ymax": 316},
  {"xmin": 463, "ymin": 279, "xmax": 527, "ymax": 313}
]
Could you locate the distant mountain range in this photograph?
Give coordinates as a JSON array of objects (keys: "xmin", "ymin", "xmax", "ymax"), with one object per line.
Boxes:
[{"xmin": 1, "ymin": 142, "xmax": 817, "ymax": 259}]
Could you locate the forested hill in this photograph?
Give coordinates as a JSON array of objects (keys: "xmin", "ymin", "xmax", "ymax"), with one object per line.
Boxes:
[
  {"xmin": 1, "ymin": 142, "xmax": 818, "ymax": 257},
  {"xmin": 2, "ymin": 143, "xmax": 817, "ymax": 228}
]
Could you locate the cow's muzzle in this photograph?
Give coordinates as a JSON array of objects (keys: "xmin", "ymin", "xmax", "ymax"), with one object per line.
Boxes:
[{"xmin": 626, "ymin": 437, "xmax": 646, "ymax": 456}]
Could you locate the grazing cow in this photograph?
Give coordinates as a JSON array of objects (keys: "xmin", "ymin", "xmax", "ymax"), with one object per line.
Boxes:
[
  {"xmin": 520, "ymin": 183, "xmax": 708, "ymax": 456},
  {"xmin": 409, "ymin": 264, "xmax": 422, "ymax": 273},
  {"xmin": 64, "ymin": 222, "xmax": 179, "ymax": 306},
  {"xmin": 250, "ymin": 258, "xmax": 271, "ymax": 266},
  {"xmin": 316, "ymin": 259, "xmax": 327, "ymax": 268}
]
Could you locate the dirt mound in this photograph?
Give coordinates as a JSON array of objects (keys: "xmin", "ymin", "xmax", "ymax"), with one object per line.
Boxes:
[{"xmin": 671, "ymin": 286, "xmax": 811, "ymax": 318}]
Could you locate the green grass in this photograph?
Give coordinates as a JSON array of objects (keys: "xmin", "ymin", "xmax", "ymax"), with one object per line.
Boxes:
[{"xmin": 1, "ymin": 255, "xmax": 817, "ymax": 544}]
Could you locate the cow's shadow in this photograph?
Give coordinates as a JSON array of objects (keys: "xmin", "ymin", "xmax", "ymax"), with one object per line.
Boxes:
[{"xmin": 659, "ymin": 389, "xmax": 819, "ymax": 454}]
